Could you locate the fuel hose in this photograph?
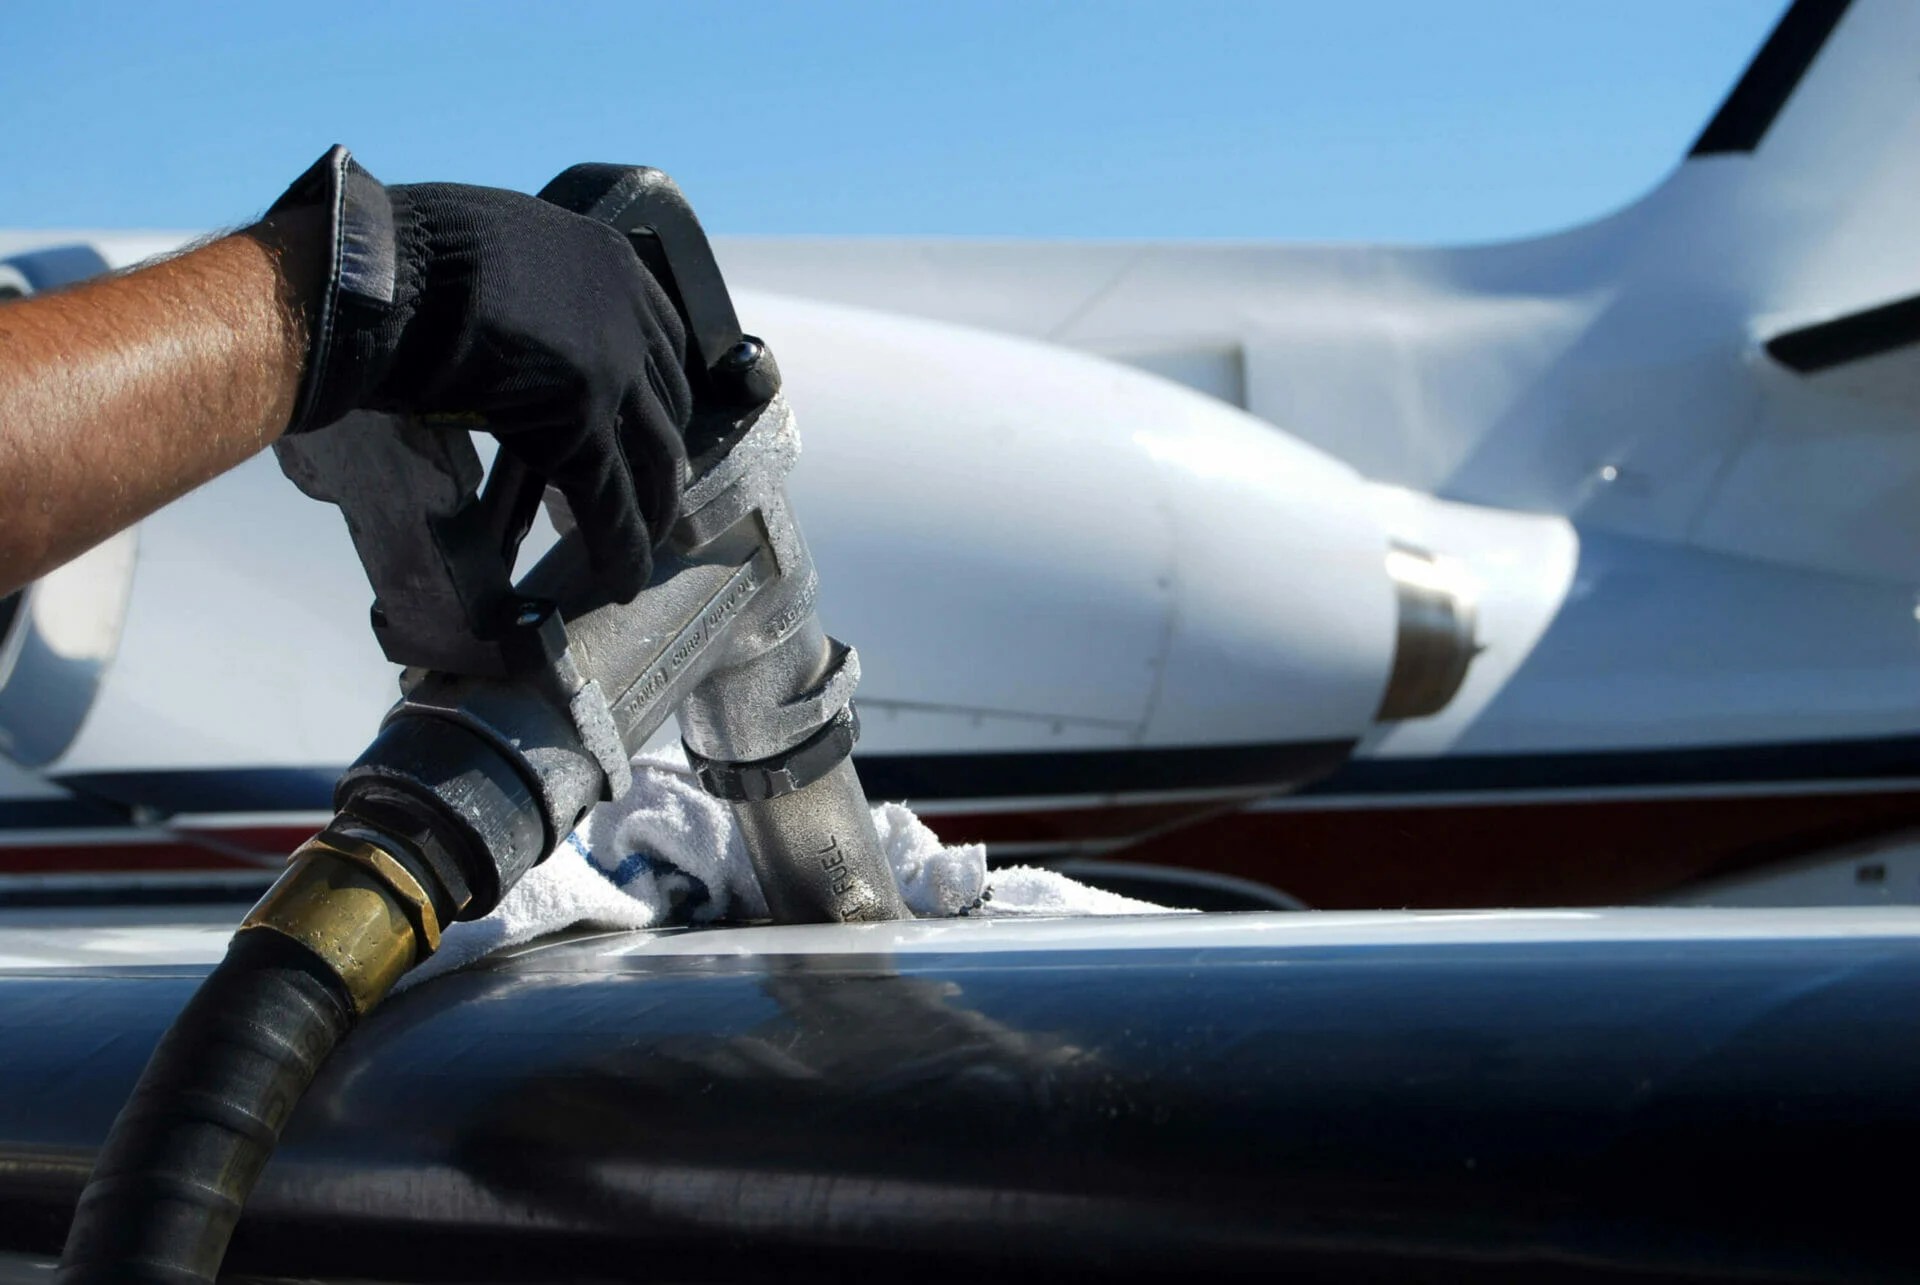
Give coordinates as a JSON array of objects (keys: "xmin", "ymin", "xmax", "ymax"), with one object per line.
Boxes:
[{"xmin": 56, "ymin": 833, "xmax": 443, "ymax": 1283}]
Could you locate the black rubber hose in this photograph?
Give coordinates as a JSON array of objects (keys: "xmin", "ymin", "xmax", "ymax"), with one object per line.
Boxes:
[{"xmin": 57, "ymin": 928, "xmax": 355, "ymax": 1284}]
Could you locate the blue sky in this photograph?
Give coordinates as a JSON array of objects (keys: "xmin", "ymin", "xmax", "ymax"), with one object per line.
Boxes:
[{"xmin": 2, "ymin": 1, "xmax": 1783, "ymax": 242}]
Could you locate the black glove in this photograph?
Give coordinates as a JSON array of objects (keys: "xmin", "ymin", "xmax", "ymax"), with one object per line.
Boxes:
[{"xmin": 271, "ymin": 146, "xmax": 691, "ymax": 601}]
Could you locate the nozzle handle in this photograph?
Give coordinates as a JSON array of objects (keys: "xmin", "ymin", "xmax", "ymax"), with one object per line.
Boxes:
[{"xmin": 536, "ymin": 165, "xmax": 743, "ymax": 378}]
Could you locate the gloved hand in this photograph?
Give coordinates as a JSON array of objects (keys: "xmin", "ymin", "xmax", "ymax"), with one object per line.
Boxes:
[{"xmin": 270, "ymin": 146, "xmax": 691, "ymax": 601}]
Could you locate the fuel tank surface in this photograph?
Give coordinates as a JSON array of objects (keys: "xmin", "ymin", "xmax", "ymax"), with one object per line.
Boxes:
[{"xmin": 4, "ymin": 909, "xmax": 1920, "ymax": 1282}]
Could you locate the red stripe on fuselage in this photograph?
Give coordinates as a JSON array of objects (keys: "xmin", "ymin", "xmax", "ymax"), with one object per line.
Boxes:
[
  {"xmin": 919, "ymin": 796, "xmax": 1247, "ymax": 844},
  {"xmin": 0, "ymin": 841, "xmax": 267, "ymax": 874},
  {"xmin": 1102, "ymin": 787, "xmax": 1920, "ymax": 907},
  {"xmin": 177, "ymin": 824, "xmax": 320, "ymax": 854}
]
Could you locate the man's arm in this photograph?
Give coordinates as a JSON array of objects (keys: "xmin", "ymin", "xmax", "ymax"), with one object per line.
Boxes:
[
  {"xmin": 0, "ymin": 213, "xmax": 320, "ymax": 596},
  {"xmin": 0, "ymin": 146, "xmax": 691, "ymax": 606}
]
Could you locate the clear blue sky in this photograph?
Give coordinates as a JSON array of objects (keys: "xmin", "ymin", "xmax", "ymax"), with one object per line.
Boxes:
[{"xmin": 2, "ymin": 0, "xmax": 1783, "ymax": 243}]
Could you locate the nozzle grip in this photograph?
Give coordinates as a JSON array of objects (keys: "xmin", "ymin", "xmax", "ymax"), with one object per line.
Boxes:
[{"xmin": 536, "ymin": 164, "xmax": 743, "ymax": 377}]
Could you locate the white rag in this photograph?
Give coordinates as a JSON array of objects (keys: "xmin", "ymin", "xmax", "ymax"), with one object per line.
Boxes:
[{"xmin": 401, "ymin": 747, "xmax": 1168, "ymax": 989}]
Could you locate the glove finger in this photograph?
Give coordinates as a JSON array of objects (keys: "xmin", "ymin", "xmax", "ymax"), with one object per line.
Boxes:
[
  {"xmin": 634, "ymin": 268, "xmax": 694, "ymax": 426},
  {"xmin": 500, "ymin": 427, "xmax": 651, "ymax": 602},
  {"xmin": 621, "ymin": 363, "xmax": 689, "ymax": 546}
]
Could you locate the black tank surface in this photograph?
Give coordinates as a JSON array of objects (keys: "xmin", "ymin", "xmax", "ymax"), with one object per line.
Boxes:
[{"xmin": 2, "ymin": 908, "xmax": 1919, "ymax": 1283}]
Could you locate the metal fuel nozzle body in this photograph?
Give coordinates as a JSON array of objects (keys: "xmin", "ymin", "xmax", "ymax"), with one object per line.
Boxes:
[{"xmin": 272, "ymin": 165, "xmax": 907, "ymax": 953}]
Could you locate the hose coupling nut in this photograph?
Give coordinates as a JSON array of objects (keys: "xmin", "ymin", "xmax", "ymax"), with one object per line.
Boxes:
[{"xmin": 240, "ymin": 833, "xmax": 444, "ymax": 1014}]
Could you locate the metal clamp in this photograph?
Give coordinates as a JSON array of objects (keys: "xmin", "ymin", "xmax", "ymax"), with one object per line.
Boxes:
[{"xmin": 685, "ymin": 705, "xmax": 861, "ymax": 803}]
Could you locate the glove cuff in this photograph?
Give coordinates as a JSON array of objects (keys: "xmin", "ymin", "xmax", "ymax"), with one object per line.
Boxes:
[{"xmin": 269, "ymin": 145, "xmax": 404, "ymax": 433}]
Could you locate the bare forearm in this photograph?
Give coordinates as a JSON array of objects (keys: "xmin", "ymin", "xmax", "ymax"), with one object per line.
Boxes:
[{"xmin": 0, "ymin": 215, "xmax": 317, "ymax": 595}]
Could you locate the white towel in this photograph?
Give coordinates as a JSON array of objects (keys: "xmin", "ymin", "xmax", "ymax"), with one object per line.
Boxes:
[{"xmin": 401, "ymin": 747, "xmax": 1168, "ymax": 989}]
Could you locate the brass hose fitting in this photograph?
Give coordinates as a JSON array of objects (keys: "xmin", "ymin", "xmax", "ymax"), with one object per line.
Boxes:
[{"xmin": 240, "ymin": 833, "xmax": 443, "ymax": 1015}]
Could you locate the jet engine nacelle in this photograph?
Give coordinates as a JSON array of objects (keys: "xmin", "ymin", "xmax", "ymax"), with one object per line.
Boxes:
[{"xmin": 758, "ymin": 293, "xmax": 1470, "ymax": 761}]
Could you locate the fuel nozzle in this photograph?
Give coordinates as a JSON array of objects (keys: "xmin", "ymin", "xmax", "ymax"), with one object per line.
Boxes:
[{"xmin": 241, "ymin": 167, "xmax": 911, "ymax": 1017}]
